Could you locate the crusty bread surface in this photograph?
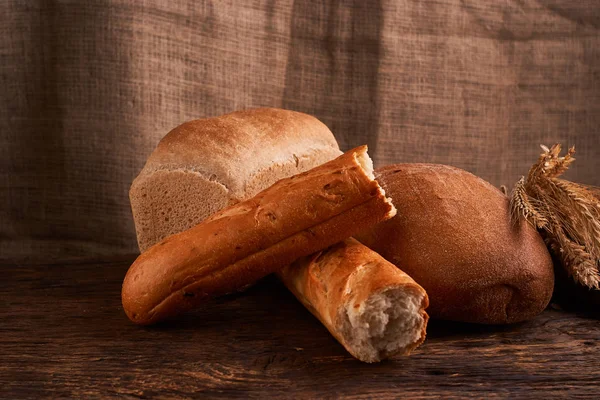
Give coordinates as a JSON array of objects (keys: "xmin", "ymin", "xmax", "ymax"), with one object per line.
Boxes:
[
  {"xmin": 356, "ymin": 164, "xmax": 555, "ymax": 324},
  {"xmin": 122, "ymin": 146, "xmax": 396, "ymax": 325},
  {"xmin": 279, "ymin": 238, "xmax": 429, "ymax": 362},
  {"xmin": 130, "ymin": 108, "xmax": 342, "ymax": 252}
]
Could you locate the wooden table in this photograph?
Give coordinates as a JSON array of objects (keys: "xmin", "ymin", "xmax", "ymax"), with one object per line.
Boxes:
[{"xmin": 2, "ymin": 259, "xmax": 599, "ymax": 398}]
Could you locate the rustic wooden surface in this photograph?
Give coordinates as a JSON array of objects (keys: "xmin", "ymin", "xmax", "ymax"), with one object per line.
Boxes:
[{"xmin": 1, "ymin": 259, "xmax": 599, "ymax": 399}]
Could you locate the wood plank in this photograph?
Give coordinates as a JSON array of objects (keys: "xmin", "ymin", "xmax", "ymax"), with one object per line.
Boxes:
[{"xmin": 1, "ymin": 260, "xmax": 599, "ymax": 398}]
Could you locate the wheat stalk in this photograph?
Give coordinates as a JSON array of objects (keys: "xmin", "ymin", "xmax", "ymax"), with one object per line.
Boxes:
[
  {"xmin": 510, "ymin": 144, "xmax": 600, "ymax": 290},
  {"xmin": 509, "ymin": 177, "xmax": 548, "ymax": 229}
]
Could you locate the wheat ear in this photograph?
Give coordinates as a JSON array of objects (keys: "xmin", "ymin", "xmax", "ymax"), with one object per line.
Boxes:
[{"xmin": 510, "ymin": 144, "xmax": 600, "ymax": 290}]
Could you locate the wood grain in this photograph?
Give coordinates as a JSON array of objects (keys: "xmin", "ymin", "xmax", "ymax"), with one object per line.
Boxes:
[{"xmin": 1, "ymin": 260, "xmax": 599, "ymax": 398}]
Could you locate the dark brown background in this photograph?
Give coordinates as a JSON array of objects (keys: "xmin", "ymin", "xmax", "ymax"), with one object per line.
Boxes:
[{"xmin": 1, "ymin": 0, "xmax": 599, "ymax": 263}]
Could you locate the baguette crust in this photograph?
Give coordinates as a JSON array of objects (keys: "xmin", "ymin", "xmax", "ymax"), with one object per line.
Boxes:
[
  {"xmin": 279, "ymin": 238, "xmax": 429, "ymax": 362},
  {"xmin": 122, "ymin": 146, "xmax": 395, "ymax": 325}
]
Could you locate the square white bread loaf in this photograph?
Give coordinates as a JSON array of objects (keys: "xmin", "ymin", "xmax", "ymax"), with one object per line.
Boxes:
[{"xmin": 130, "ymin": 108, "xmax": 342, "ymax": 252}]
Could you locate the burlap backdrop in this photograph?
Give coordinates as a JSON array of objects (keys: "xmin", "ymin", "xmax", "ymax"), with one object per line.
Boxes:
[{"xmin": 1, "ymin": 1, "xmax": 599, "ymax": 263}]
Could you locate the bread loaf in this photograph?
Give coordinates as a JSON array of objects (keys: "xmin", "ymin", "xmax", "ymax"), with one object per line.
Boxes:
[
  {"xmin": 122, "ymin": 146, "xmax": 396, "ymax": 325},
  {"xmin": 130, "ymin": 108, "xmax": 342, "ymax": 252},
  {"xmin": 279, "ymin": 238, "xmax": 429, "ymax": 362},
  {"xmin": 356, "ymin": 164, "xmax": 555, "ymax": 324}
]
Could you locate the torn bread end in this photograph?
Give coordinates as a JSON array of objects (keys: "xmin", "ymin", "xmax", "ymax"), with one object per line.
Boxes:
[
  {"xmin": 354, "ymin": 146, "xmax": 375, "ymax": 180},
  {"xmin": 354, "ymin": 146, "xmax": 397, "ymax": 219},
  {"xmin": 340, "ymin": 287, "xmax": 427, "ymax": 363}
]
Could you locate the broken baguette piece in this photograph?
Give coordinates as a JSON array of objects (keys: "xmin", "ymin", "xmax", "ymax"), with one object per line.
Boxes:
[
  {"xmin": 278, "ymin": 238, "xmax": 429, "ymax": 363},
  {"xmin": 122, "ymin": 146, "xmax": 395, "ymax": 325}
]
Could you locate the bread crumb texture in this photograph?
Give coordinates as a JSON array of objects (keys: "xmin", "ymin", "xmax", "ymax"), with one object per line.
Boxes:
[{"xmin": 340, "ymin": 288, "xmax": 426, "ymax": 363}]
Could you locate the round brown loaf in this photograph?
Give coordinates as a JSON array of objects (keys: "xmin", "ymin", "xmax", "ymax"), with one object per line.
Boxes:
[{"xmin": 355, "ymin": 163, "xmax": 555, "ymax": 324}]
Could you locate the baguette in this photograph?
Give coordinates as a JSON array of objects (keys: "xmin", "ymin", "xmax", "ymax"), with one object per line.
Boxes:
[
  {"xmin": 278, "ymin": 238, "xmax": 429, "ymax": 363},
  {"xmin": 122, "ymin": 146, "xmax": 396, "ymax": 325}
]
